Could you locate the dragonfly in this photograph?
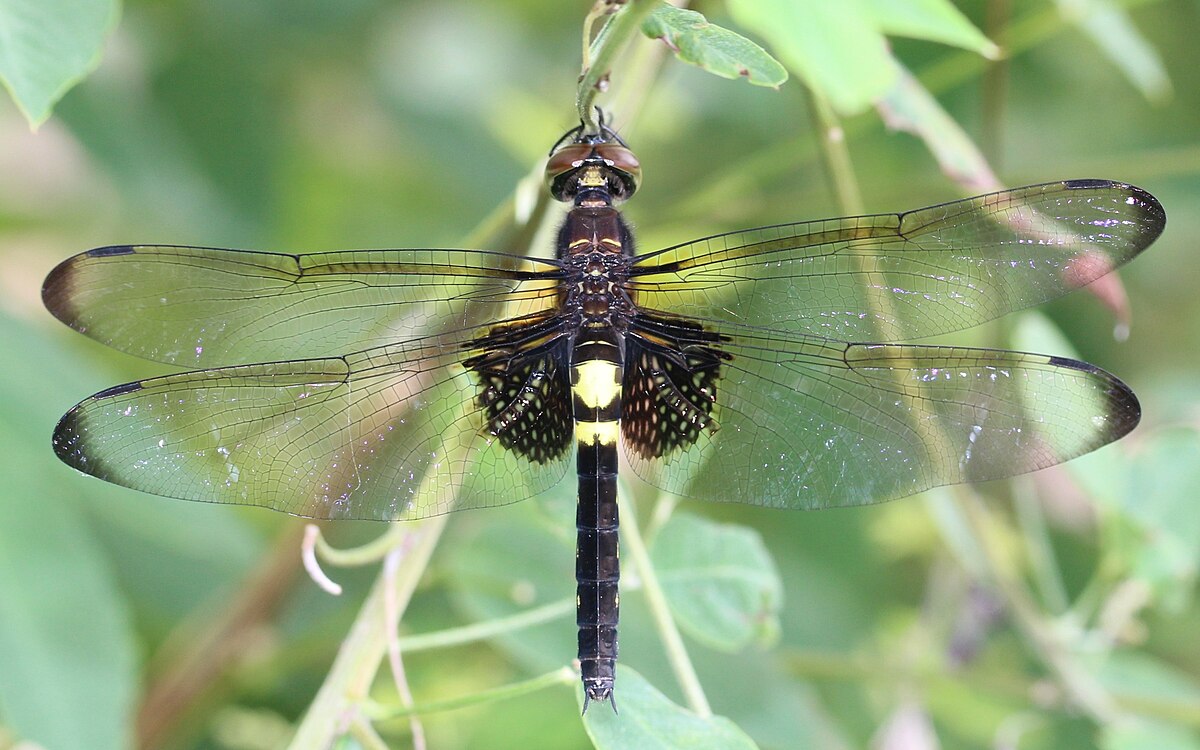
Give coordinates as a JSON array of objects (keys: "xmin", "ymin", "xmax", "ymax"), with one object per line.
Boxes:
[{"xmin": 44, "ymin": 121, "xmax": 1164, "ymax": 711}]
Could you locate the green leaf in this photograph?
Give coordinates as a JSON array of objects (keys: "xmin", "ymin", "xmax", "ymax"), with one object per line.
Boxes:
[
  {"xmin": 0, "ymin": 0, "xmax": 119, "ymax": 127},
  {"xmin": 1051, "ymin": 309, "xmax": 1200, "ymax": 610},
  {"xmin": 1008, "ymin": 317, "xmax": 1191, "ymax": 607},
  {"xmin": 445, "ymin": 492, "xmax": 578, "ymax": 672},
  {"xmin": 728, "ymin": 0, "xmax": 895, "ymax": 114},
  {"xmin": 876, "ymin": 61, "xmax": 999, "ymax": 191},
  {"xmin": 581, "ymin": 665, "xmax": 759, "ymax": 749},
  {"xmin": 642, "ymin": 3, "xmax": 787, "ymax": 87},
  {"xmin": 1120, "ymin": 427, "xmax": 1200, "ymax": 609},
  {"xmin": 1098, "ymin": 651, "xmax": 1200, "ymax": 708},
  {"xmin": 1010, "ymin": 313, "xmax": 1083, "ymax": 363},
  {"xmin": 651, "ymin": 512, "xmax": 782, "ymax": 652},
  {"xmin": 0, "ymin": 314, "xmax": 135, "ymax": 750},
  {"xmin": 1100, "ymin": 718, "xmax": 1200, "ymax": 750},
  {"xmin": 1055, "ymin": 0, "xmax": 1171, "ymax": 103},
  {"xmin": 865, "ymin": 0, "xmax": 998, "ymax": 58}
]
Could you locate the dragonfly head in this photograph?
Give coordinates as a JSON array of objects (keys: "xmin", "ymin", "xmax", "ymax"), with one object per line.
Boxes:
[{"xmin": 546, "ymin": 138, "xmax": 641, "ymax": 205}]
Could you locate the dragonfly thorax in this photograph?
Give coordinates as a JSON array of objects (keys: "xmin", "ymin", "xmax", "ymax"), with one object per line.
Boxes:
[{"xmin": 559, "ymin": 203, "xmax": 634, "ymax": 332}]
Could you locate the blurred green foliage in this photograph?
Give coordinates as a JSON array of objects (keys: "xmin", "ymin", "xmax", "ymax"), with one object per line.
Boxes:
[{"xmin": 1, "ymin": 1, "xmax": 1198, "ymax": 749}]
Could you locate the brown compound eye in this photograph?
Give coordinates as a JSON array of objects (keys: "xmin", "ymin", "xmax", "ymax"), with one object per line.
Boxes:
[
  {"xmin": 545, "ymin": 140, "xmax": 643, "ymax": 202},
  {"xmin": 594, "ymin": 144, "xmax": 641, "ymax": 199},
  {"xmin": 545, "ymin": 144, "xmax": 592, "ymax": 183},
  {"xmin": 595, "ymin": 145, "xmax": 640, "ymax": 183}
]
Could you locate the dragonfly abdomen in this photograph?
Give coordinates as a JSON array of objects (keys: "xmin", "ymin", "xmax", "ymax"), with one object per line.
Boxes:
[{"xmin": 571, "ymin": 332, "xmax": 623, "ymax": 710}]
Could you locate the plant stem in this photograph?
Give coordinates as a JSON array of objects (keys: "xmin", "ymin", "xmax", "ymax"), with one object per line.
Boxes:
[
  {"xmin": 348, "ymin": 714, "xmax": 392, "ymax": 750},
  {"xmin": 621, "ymin": 490, "xmax": 712, "ymax": 717},
  {"xmin": 314, "ymin": 522, "xmax": 408, "ymax": 568},
  {"xmin": 643, "ymin": 492, "xmax": 678, "ymax": 544},
  {"xmin": 806, "ymin": 79, "xmax": 1120, "ymax": 729},
  {"xmin": 954, "ymin": 488, "xmax": 1121, "ymax": 724},
  {"xmin": 370, "ymin": 668, "xmax": 577, "ymax": 719},
  {"xmin": 398, "ymin": 598, "xmax": 574, "ymax": 653},
  {"xmin": 287, "ymin": 517, "xmax": 447, "ymax": 749},
  {"xmin": 1013, "ymin": 477, "xmax": 1069, "ymax": 613},
  {"xmin": 787, "ymin": 645, "xmax": 1200, "ymax": 727},
  {"xmin": 807, "ymin": 88, "xmax": 863, "ymax": 215},
  {"xmin": 577, "ymin": 0, "xmax": 658, "ymax": 130},
  {"xmin": 136, "ymin": 522, "xmax": 306, "ymax": 750},
  {"xmin": 980, "ymin": 0, "xmax": 1012, "ymax": 169}
]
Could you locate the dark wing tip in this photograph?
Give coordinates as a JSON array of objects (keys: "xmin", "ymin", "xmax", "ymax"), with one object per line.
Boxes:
[
  {"xmin": 52, "ymin": 381, "xmax": 144, "ymax": 477},
  {"xmin": 1063, "ymin": 179, "xmax": 1167, "ymax": 247},
  {"xmin": 43, "ymin": 246, "xmax": 138, "ymax": 326},
  {"xmin": 1047, "ymin": 354, "xmax": 1142, "ymax": 443},
  {"xmin": 51, "ymin": 403, "xmax": 90, "ymax": 472},
  {"xmin": 41, "ymin": 254, "xmax": 79, "ymax": 324}
]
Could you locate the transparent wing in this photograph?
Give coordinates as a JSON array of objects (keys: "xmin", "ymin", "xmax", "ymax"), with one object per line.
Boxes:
[
  {"xmin": 42, "ymin": 245, "xmax": 563, "ymax": 367},
  {"xmin": 51, "ymin": 324, "xmax": 574, "ymax": 521},
  {"xmin": 629, "ymin": 181, "xmax": 1164, "ymax": 341},
  {"xmin": 623, "ymin": 321, "xmax": 1140, "ymax": 509}
]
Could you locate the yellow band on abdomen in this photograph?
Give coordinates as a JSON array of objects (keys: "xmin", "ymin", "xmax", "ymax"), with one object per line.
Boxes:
[
  {"xmin": 576, "ymin": 420, "xmax": 619, "ymax": 446},
  {"xmin": 573, "ymin": 360, "xmax": 621, "ymax": 409}
]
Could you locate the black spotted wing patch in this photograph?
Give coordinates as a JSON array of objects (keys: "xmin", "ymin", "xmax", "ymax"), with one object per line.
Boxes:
[
  {"xmin": 464, "ymin": 314, "xmax": 573, "ymax": 465},
  {"xmin": 622, "ymin": 313, "xmax": 728, "ymax": 460}
]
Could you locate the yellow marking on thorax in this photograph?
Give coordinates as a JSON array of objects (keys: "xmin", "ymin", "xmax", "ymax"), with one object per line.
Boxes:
[
  {"xmin": 576, "ymin": 420, "xmax": 619, "ymax": 445},
  {"xmin": 573, "ymin": 360, "xmax": 621, "ymax": 409}
]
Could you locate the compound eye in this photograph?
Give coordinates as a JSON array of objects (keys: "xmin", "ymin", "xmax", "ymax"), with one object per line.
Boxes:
[
  {"xmin": 595, "ymin": 145, "xmax": 641, "ymax": 181},
  {"xmin": 595, "ymin": 144, "xmax": 641, "ymax": 197},
  {"xmin": 545, "ymin": 144, "xmax": 592, "ymax": 183}
]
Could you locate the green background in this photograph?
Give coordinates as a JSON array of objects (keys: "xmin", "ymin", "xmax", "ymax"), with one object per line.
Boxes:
[{"xmin": 0, "ymin": 1, "xmax": 1197, "ymax": 749}]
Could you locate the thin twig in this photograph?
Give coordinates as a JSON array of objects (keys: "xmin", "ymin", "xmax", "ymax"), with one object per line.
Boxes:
[
  {"xmin": 287, "ymin": 515, "xmax": 448, "ymax": 750},
  {"xmin": 369, "ymin": 668, "xmax": 577, "ymax": 720},
  {"xmin": 136, "ymin": 523, "xmax": 306, "ymax": 750},
  {"xmin": 347, "ymin": 713, "xmax": 391, "ymax": 750},
  {"xmin": 621, "ymin": 490, "xmax": 711, "ymax": 717},
  {"xmin": 576, "ymin": 0, "xmax": 658, "ymax": 131},
  {"xmin": 398, "ymin": 598, "xmax": 575, "ymax": 653},
  {"xmin": 302, "ymin": 524, "xmax": 343, "ymax": 595},
  {"xmin": 383, "ymin": 540, "xmax": 426, "ymax": 750},
  {"xmin": 312, "ymin": 522, "xmax": 408, "ymax": 568},
  {"xmin": 807, "ymin": 88, "xmax": 863, "ymax": 215},
  {"xmin": 1012, "ymin": 478, "xmax": 1069, "ymax": 613},
  {"xmin": 954, "ymin": 488, "xmax": 1122, "ymax": 723}
]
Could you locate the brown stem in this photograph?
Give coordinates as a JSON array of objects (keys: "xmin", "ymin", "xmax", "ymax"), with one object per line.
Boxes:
[{"xmin": 136, "ymin": 522, "xmax": 307, "ymax": 749}]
